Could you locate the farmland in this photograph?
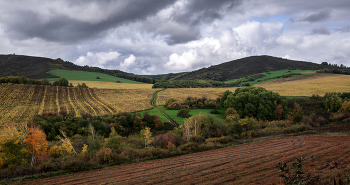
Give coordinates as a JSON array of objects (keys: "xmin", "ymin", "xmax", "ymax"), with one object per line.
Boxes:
[
  {"xmin": 257, "ymin": 73, "xmax": 350, "ymax": 96},
  {"xmin": 156, "ymin": 87, "xmax": 237, "ymax": 105},
  {"xmin": 15, "ymin": 135, "xmax": 350, "ymax": 184},
  {"xmin": 69, "ymin": 81, "xmax": 153, "ymax": 89},
  {"xmin": 0, "ymin": 83, "xmax": 157, "ymax": 125}
]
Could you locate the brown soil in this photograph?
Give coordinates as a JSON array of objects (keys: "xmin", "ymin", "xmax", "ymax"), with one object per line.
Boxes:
[{"xmin": 15, "ymin": 135, "xmax": 350, "ymax": 185}]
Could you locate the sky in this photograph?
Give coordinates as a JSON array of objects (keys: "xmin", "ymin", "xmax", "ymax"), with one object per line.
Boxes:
[{"xmin": 0, "ymin": 0, "xmax": 350, "ymax": 75}]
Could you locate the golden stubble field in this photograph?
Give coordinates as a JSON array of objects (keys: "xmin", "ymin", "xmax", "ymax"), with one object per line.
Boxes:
[
  {"xmin": 0, "ymin": 83, "xmax": 158, "ymax": 125},
  {"xmin": 256, "ymin": 73, "xmax": 350, "ymax": 96},
  {"xmin": 156, "ymin": 87, "xmax": 238, "ymax": 105}
]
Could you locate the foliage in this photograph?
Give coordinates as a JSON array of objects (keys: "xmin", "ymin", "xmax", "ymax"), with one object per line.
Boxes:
[
  {"xmin": 177, "ymin": 108, "xmax": 192, "ymax": 118},
  {"xmin": 182, "ymin": 113, "xmax": 226, "ymax": 140},
  {"xmin": 291, "ymin": 103, "xmax": 304, "ymax": 124},
  {"xmin": 56, "ymin": 130, "xmax": 77, "ymax": 154},
  {"xmin": 209, "ymin": 109, "xmax": 220, "ymax": 114},
  {"xmin": 224, "ymin": 87, "xmax": 287, "ymax": 121},
  {"xmin": 340, "ymin": 101, "xmax": 350, "ymax": 115},
  {"xmin": 152, "ymin": 80, "xmax": 238, "ymax": 88},
  {"xmin": 323, "ymin": 92, "xmax": 343, "ymax": 112},
  {"xmin": 48, "ymin": 145, "xmax": 66, "ymax": 158},
  {"xmin": 276, "ymin": 157, "xmax": 305, "ymax": 185},
  {"xmin": 140, "ymin": 127, "xmax": 153, "ymax": 147},
  {"xmin": 164, "ymin": 98, "xmax": 177, "ymax": 108},
  {"xmin": 58, "ymin": 77, "xmax": 69, "ymax": 86},
  {"xmin": 0, "ymin": 76, "xmax": 40, "ymax": 85},
  {"xmin": 154, "ymin": 131, "xmax": 182, "ymax": 149},
  {"xmin": 24, "ymin": 127, "xmax": 48, "ymax": 165},
  {"xmin": 41, "ymin": 78, "xmax": 51, "ymax": 85}
]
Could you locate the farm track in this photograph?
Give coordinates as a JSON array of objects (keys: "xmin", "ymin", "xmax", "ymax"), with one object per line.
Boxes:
[
  {"xmin": 16, "ymin": 135, "xmax": 350, "ymax": 185},
  {"xmin": 150, "ymin": 89, "xmax": 179, "ymax": 126}
]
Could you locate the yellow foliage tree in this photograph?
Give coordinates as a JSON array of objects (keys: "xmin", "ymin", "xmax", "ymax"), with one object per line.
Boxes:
[
  {"xmin": 140, "ymin": 127, "xmax": 153, "ymax": 147},
  {"xmin": 24, "ymin": 126, "xmax": 48, "ymax": 165},
  {"xmin": 340, "ymin": 101, "xmax": 350, "ymax": 115},
  {"xmin": 56, "ymin": 130, "xmax": 77, "ymax": 154}
]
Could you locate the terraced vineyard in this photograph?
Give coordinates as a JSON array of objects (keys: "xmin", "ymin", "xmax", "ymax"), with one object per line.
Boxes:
[
  {"xmin": 16, "ymin": 135, "xmax": 350, "ymax": 184},
  {"xmin": 0, "ymin": 83, "xmax": 158, "ymax": 125}
]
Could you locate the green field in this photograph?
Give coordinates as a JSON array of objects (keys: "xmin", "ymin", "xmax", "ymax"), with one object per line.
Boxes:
[
  {"xmin": 226, "ymin": 69, "xmax": 315, "ymax": 86},
  {"xmin": 44, "ymin": 70, "xmax": 146, "ymax": 84},
  {"xmin": 143, "ymin": 107, "xmax": 225, "ymax": 125}
]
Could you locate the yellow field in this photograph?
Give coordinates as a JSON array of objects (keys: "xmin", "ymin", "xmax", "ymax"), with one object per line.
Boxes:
[
  {"xmin": 0, "ymin": 83, "xmax": 158, "ymax": 125},
  {"xmin": 256, "ymin": 73, "xmax": 350, "ymax": 96},
  {"xmin": 156, "ymin": 87, "xmax": 237, "ymax": 105},
  {"xmin": 96, "ymin": 88, "xmax": 159, "ymax": 112},
  {"xmin": 68, "ymin": 81, "xmax": 153, "ymax": 89}
]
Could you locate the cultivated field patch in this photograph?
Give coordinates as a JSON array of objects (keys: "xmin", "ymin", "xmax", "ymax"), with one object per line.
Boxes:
[
  {"xmin": 15, "ymin": 135, "xmax": 350, "ymax": 184},
  {"xmin": 256, "ymin": 73, "xmax": 350, "ymax": 96},
  {"xmin": 69, "ymin": 81, "xmax": 153, "ymax": 89}
]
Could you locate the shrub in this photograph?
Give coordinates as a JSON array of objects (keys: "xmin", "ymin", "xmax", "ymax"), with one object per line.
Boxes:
[
  {"xmin": 206, "ymin": 136, "xmax": 233, "ymax": 144},
  {"xmin": 224, "ymin": 87, "xmax": 287, "ymax": 121},
  {"xmin": 58, "ymin": 77, "xmax": 69, "ymax": 86},
  {"xmin": 61, "ymin": 155, "xmax": 88, "ymax": 172},
  {"xmin": 178, "ymin": 142, "xmax": 199, "ymax": 151},
  {"xmin": 340, "ymin": 101, "xmax": 350, "ymax": 115},
  {"xmin": 164, "ymin": 98, "xmax": 177, "ymax": 108},
  {"xmin": 323, "ymin": 92, "xmax": 343, "ymax": 112},
  {"xmin": 177, "ymin": 108, "xmax": 192, "ymax": 118},
  {"xmin": 291, "ymin": 102, "xmax": 303, "ymax": 124},
  {"xmin": 167, "ymin": 101, "xmax": 182, "ymax": 110},
  {"xmin": 96, "ymin": 147, "xmax": 112, "ymax": 165},
  {"xmin": 96, "ymin": 76, "xmax": 100, "ymax": 79},
  {"xmin": 210, "ymin": 109, "xmax": 220, "ymax": 114},
  {"xmin": 154, "ymin": 131, "xmax": 183, "ymax": 149},
  {"xmin": 184, "ymin": 113, "xmax": 227, "ymax": 139},
  {"xmin": 41, "ymin": 79, "xmax": 50, "ymax": 85},
  {"xmin": 189, "ymin": 136, "xmax": 205, "ymax": 144}
]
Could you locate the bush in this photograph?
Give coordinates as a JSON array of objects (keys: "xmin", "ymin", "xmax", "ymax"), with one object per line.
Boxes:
[
  {"xmin": 224, "ymin": 87, "xmax": 287, "ymax": 121},
  {"xmin": 291, "ymin": 102, "xmax": 303, "ymax": 124},
  {"xmin": 189, "ymin": 136, "xmax": 205, "ymax": 144},
  {"xmin": 61, "ymin": 155, "xmax": 89, "ymax": 172},
  {"xmin": 205, "ymin": 136, "xmax": 233, "ymax": 144},
  {"xmin": 164, "ymin": 98, "xmax": 177, "ymax": 108},
  {"xmin": 177, "ymin": 108, "xmax": 191, "ymax": 118},
  {"xmin": 323, "ymin": 92, "xmax": 343, "ymax": 112},
  {"xmin": 184, "ymin": 113, "xmax": 227, "ymax": 139},
  {"xmin": 178, "ymin": 142, "xmax": 199, "ymax": 151},
  {"xmin": 154, "ymin": 131, "xmax": 183, "ymax": 149},
  {"xmin": 41, "ymin": 78, "xmax": 50, "ymax": 85},
  {"xmin": 58, "ymin": 77, "xmax": 69, "ymax": 86},
  {"xmin": 340, "ymin": 101, "xmax": 350, "ymax": 115}
]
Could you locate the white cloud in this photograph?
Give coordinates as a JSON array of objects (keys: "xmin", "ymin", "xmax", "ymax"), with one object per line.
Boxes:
[
  {"xmin": 164, "ymin": 50, "xmax": 199, "ymax": 71},
  {"xmin": 119, "ymin": 54, "xmax": 136, "ymax": 71},
  {"xmin": 75, "ymin": 51, "xmax": 121, "ymax": 67}
]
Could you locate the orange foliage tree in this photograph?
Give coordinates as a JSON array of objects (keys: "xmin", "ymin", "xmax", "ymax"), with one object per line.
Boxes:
[{"xmin": 24, "ymin": 127, "xmax": 48, "ymax": 165}]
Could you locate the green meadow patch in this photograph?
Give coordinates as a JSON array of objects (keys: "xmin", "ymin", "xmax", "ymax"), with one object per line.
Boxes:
[
  {"xmin": 44, "ymin": 70, "xmax": 146, "ymax": 84},
  {"xmin": 225, "ymin": 69, "xmax": 315, "ymax": 86}
]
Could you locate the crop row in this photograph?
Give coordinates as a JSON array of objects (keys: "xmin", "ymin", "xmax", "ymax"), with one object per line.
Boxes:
[{"xmin": 0, "ymin": 84, "xmax": 156, "ymax": 125}]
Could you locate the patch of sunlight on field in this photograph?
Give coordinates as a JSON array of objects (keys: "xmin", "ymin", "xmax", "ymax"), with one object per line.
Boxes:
[
  {"xmin": 157, "ymin": 87, "xmax": 237, "ymax": 105},
  {"xmin": 69, "ymin": 81, "xmax": 154, "ymax": 89},
  {"xmin": 256, "ymin": 73, "xmax": 350, "ymax": 96}
]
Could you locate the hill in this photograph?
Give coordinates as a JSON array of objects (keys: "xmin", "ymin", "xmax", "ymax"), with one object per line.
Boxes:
[
  {"xmin": 0, "ymin": 54, "xmax": 155, "ymax": 83},
  {"xmin": 146, "ymin": 55, "xmax": 342, "ymax": 81}
]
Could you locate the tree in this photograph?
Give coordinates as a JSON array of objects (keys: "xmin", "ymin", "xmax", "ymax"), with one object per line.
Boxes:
[
  {"xmin": 56, "ymin": 130, "xmax": 77, "ymax": 154},
  {"xmin": 140, "ymin": 127, "xmax": 153, "ymax": 147},
  {"xmin": 58, "ymin": 77, "xmax": 69, "ymax": 86},
  {"xmin": 41, "ymin": 79, "xmax": 50, "ymax": 85},
  {"xmin": 224, "ymin": 87, "xmax": 287, "ymax": 121},
  {"xmin": 24, "ymin": 127, "xmax": 48, "ymax": 165},
  {"xmin": 323, "ymin": 92, "xmax": 343, "ymax": 112},
  {"xmin": 0, "ymin": 123, "xmax": 30, "ymax": 166}
]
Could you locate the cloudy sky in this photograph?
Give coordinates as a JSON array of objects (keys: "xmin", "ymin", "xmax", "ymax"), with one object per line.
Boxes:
[{"xmin": 1, "ymin": 0, "xmax": 350, "ymax": 75}]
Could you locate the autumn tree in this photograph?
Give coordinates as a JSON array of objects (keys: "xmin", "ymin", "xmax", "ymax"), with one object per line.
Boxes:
[
  {"xmin": 140, "ymin": 127, "xmax": 153, "ymax": 147},
  {"xmin": 24, "ymin": 126, "xmax": 48, "ymax": 165},
  {"xmin": 0, "ymin": 123, "xmax": 30, "ymax": 166},
  {"xmin": 56, "ymin": 130, "xmax": 77, "ymax": 154}
]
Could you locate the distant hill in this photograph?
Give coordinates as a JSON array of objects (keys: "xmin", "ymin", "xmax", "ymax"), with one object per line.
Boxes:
[
  {"xmin": 145, "ymin": 55, "xmax": 341, "ymax": 81},
  {"xmin": 0, "ymin": 54, "xmax": 155, "ymax": 83}
]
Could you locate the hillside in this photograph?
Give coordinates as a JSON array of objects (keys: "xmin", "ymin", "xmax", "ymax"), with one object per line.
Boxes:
[
  {"xmin": 146, "ymin": 55, "xmax": 341, "ymax": 81},
  {"xmin": 0, "ymin": 54, "xmax": 155, "ymax": 83}
]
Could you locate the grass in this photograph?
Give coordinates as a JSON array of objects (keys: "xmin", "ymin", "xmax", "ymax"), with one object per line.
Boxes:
[
  {"xmin": 142, "ymin": 107, "xmax": 226, "ymax": 125},
  {"xmin": 44, "ymin": 70, "xmax": 146, "ymax": 84},
  {"xmin": 226, "ymin": 70, "xmax": 315, "ymax": 86},
  {"xmin": 69, "ymin": 81, "xmax": 153, "ymax": 89},
  {"xmin": 284, "ymin": 96, "xmax": 310, "ymax": 99}
]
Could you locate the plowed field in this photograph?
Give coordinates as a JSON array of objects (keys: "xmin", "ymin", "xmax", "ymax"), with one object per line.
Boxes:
[{"xmin": 16, "ymin": 135, "xmax": 350, "ymax": 184}]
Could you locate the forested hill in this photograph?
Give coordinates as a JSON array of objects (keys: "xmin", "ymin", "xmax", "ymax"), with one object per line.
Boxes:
[
  {"xmin": 146, "ymin": 55, "xmax": 343, "ymax": 81},
  {"xmin": 0, "ymin": 54, "xmax": 155, "ymax": 83}
]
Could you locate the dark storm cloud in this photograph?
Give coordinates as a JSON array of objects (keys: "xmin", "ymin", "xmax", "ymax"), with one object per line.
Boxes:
[
  {"xmin": 311, "ymin": 27, "xmax": 330, "ymax": 35},
  {"xmin": 173, "ymin": 0, "xmax": 242, "ymax": 25},
  {"xmin": 4, "ymin": 0, "xmax": 177, "ymax": 43},
  {"xmin": 161, "ymin": 0, "xmax": 242, "ymax": 44},
  {"xmin": 290, "ymin": 9, "xmax": 331, "ymax": 23}
]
